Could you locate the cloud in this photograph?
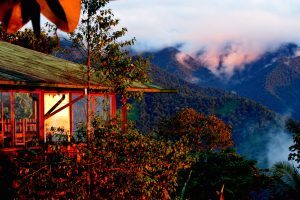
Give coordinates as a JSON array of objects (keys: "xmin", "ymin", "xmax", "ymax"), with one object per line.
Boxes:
[
  {"xmin": 110, "ymin": 0, "xmax": 300, "ymax": 76},
  {"xmin": 294, "ymin": 49, "xmax": 300, "ymax": 57},
  {"xmin": 266, "ymin": 130, "xmax": 293, "ymax": 167},
  {"xmin": 265, "ymin": 111, "xmax": 294, "ymax": 168},
  {"xmin": 175, "ymin": 52, "xmax": 192, "ymax": 70},
  {"xmin": 198, "ymin": 42, "xmax": 264, "ymax": 78}
]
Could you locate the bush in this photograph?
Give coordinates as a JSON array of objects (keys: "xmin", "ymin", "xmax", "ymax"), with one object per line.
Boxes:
[{"xmin": 5, "ymin": 118, "xmax": 193, "ymax": 199}]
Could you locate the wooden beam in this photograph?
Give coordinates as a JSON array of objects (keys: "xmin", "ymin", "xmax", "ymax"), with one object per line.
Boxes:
[
  {"xmin": 44, "ymin": 94, "xmax": 85, "ymax": 120},
  {"xmin": 44, "ymin": 94, "xmax": 66, "ymax": 117},
  {"xmin": 0, "ymin": 81, "xmax": 176, "ymax": 93}
]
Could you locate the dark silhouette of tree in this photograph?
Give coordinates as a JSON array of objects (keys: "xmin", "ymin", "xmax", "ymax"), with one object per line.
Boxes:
[
  {"xmin": 271, "ymin": 161, "xmax": 300, "ymax": 200},
  {"xmin": 287, "ymin": 119, "xmax": 300, "ymax": 168},
  {"xmin": 180, "ymin": 150, "xmax": 272, "ymax": 200}
]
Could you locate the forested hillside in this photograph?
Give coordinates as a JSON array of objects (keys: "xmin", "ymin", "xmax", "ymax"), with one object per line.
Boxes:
[{"xmin": 131, "ymin": 64, "xmax": 287, "ymax": 167}]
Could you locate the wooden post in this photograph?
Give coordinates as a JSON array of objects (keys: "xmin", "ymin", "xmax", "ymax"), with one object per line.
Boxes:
[
  {"xmin": 69, "ymin": 93, "xmax": 73, "ymax": 142},
  {"xmin": 0, "ymin": 98, "xmax": 3, "ymax": 146},
  {"xmin": 111, "ymin": 94, "xmax": 117, "ymax": 119},
  {"xmin": 121, "ymin": 98, "xmax": 127, "ymax": 134},
  {"xmin": 86, "ymin": 6, "xmax": 91, "ymax": 145},
  {"xmin": 10, "ymin": 92, "xmax": 14, "ymax": 147},
  {"xmin": 87, "ymin": 49, "xmax": 91, "ymax": 144},
  {"xmin": 39, "ymin": 91, "xmax": 45, "ymax": 143}
]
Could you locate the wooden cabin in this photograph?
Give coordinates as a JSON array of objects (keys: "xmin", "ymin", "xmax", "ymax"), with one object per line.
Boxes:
[{"xmin": 0, "ymin": 41, "xmax": 172, "ymax": 151}]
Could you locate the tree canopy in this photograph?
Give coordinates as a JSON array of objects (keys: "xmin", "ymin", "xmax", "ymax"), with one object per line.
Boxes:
[
  {"xmin": 287, "ymin": 119, "xmax": 300, "ymax": 168},
  {"xmin": 159, "ymin": 108, "xmax": 233, "ymax": 152},
  {"xmin": 180, "ymin": 150, "xmax": 272, "ymax": 200},
  {"xmin": 271, "ymin": 161, "xmax": 300, "ymax": 200},
  {"xmin": 0, "ymin": 24, "xmax": 58, "ymax": 53}
]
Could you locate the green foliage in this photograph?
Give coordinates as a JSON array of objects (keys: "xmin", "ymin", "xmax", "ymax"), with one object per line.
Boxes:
[
  {"xmin": 70, "ymin": 0, "xmax": 150, "ymax": 100},
  {"xmin": 46, "ymin": 126, "xmax": 70, "ymax": 145},
  {"xmin": 271, "ymin": 161, "xmax": 300, "ymax": 199},
  {"xmin": 0, "ymin": 24, "xmax": 58, "ymax": 53},
  {"xmin": 287, "ymin": 119, "xmax": 300, "ymax": 168},
  {"xmin": 180, "ymin": 150, "xmax": 272, "ymax": 200},
  {"xmin": 216, "ymin": 99, "xmax": 241, "ymax": 115}
]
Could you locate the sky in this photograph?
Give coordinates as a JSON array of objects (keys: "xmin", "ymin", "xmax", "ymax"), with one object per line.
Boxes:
[{"xmin": 110, "ymin": 0, "xmax": 300, "ymax": 76}]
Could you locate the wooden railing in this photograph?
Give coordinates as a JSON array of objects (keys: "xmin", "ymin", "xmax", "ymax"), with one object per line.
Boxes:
[{"xmin": 0, "ymin": 118, "xmax": 38, "ymax": 148}]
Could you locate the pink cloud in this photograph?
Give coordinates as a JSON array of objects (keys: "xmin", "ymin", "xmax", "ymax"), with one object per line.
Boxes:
[
  {"xmin": 175, "ymin": 52, "xmax": 193, "ymax": 70},
  {"xmin": 198, "ymin": 42, "xmax": 263, "ymax": 78}
]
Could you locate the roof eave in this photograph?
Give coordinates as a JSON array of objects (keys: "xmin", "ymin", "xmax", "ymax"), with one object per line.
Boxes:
[{"xmin": 0, "ymin": 80, "xmax": 176, "ymax": 93}]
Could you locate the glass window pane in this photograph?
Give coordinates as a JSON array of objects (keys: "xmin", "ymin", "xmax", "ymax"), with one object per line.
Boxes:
[
  {"xmin": 1, "ymin": 92, "xmax": 11, "ymax": 119},
  {"xmin": 92, "ymin": 96, "xmax": 111, "ymax": 120},
  {"xmin": 72, "ymin": 95, "xmax": 111, "ymax": 134},
  {"xmin": 44, "ymin": 93, "xmax": 70, "ymax": 141},
  {"xmin": 14, "ymin": 93, "xmax": 35, "ymax": 120}
]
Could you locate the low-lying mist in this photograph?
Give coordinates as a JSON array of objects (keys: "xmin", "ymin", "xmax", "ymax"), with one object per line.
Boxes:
[{"xmin": 266, "ymin": 129, "xmax": 293, "ymax": 168}]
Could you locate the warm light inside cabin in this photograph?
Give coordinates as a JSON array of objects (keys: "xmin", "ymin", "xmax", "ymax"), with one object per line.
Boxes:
[{"xmin": 44, "ymin": 94, "xmax": 70, "ymax": 139}]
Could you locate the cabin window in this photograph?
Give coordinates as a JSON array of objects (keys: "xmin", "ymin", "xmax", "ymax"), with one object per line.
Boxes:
[
  {"xmin": 1, "ymin": 92, "xmax": 11, "ymax": 119},
  {"xmin": 0, "ymin": 92, "xmax": 39, "ymax": 148},
  {"xmin": 91, "ymin": 95, "xmax": 111, "ymax": 121},
  {"xmin": 0, "ymin": 92, "xmax": 11, "ymax": 147},
  {"xmin": 44, "ymin": 93, "xmax": 70, "ymax": 142},
  {"xmin": 14, "ymin": 93, "xmax": 38, "ymax": 146},
  {"xmin": 14, "ymin": 93, "xmax": 36, "ymax": 120},
  {"xmin": 72, "ymin": 95, "xmax": 111, "ymax": 140}
]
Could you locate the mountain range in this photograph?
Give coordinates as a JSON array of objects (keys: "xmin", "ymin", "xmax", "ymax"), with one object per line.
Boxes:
[{"xmin": 143, "ymin": 43, "xmax": 300, "ymax": 120}]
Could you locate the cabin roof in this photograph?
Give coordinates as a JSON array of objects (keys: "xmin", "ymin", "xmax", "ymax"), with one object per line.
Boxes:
[{"xmin": 0, "ymin": 41, "xmax": 175, "ymax": 93}]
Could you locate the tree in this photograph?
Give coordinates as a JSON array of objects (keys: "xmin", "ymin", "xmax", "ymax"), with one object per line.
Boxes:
[
  {"xmin": 0, "ymin": 24, "xmax": 58, "ymax": 54},
  {"xmin": 179, "ymin": 149, "xmax": 272, "ymax": 200},
  {"xmin": 271, "ymin": 161, "xmax": 300, "ymax": 200},
  {"xmin": 69, "ymin": 0, "xmax": 149, "ymax": 99},
  {"xmin": 287, "ymin": 119, "xmax": 300, "ymax": 168},
  {"xmin": 159, "ymin": 108, "xmax": 233, "ymax": 152}
]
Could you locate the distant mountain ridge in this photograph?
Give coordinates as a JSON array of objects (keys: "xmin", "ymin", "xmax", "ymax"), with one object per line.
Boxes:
[
  {"xmin": 142, "ymin": 47, "xmax": 222, "ymax": 86},
  {"xmin": 145, "ymin": 43, "xmax": 300, "ymax": 119}
]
